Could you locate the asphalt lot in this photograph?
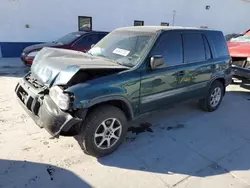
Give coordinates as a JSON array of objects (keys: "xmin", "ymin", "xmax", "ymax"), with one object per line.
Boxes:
[{"xmin": 0, "ymin": 58, "xmax": 250, "ymax": 188}]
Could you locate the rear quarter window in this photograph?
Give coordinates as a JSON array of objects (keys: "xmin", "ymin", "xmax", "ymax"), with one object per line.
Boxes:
[{"xmin": 206, "ymin": 31, "xmax": 229, "ymax": 58}]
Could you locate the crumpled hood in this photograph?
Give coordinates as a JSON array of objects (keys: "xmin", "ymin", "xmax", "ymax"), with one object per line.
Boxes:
[
  {"xmin": 31, "ymin": 47, "xmax": 129, "ymax": 87},
  {"xmin": 228, "ymin": 41, "xmax": 250, "ymax": 57}
]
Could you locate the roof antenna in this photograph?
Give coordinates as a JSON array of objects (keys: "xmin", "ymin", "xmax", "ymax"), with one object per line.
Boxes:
[{"xmin": 172, "ymin": 10, "xmax": 176, "ymax": 26}]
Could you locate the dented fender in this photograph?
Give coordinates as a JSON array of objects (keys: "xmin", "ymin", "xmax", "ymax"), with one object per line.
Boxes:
[
  {"xmin": 65, "ymin": 71, "xmax": 141, "ymax": 118},
  {"xmin": 66, "ymin": 83, "xmax": 126, "ymax": 107}
]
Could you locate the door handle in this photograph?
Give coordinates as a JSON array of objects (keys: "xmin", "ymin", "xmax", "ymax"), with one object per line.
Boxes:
[{"xmin": 178, "ymin": 71, "xmax": 185, "ymax": 76}]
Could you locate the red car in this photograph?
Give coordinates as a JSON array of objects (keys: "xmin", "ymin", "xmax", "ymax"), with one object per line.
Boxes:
[
  {"xmin": 21, "ymin": 31, "xmax": 108, "ymax": 66},
  {"xmin": 228, "ymin": 30, "xmax": 250, "ymax": 81}
]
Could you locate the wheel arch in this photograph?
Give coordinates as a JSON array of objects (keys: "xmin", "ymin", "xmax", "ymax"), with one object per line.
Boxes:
[
  {"xmin": 82, "ymin": 96, "xmax": 134, "ymax": 121},
  {"xmin": 208, "ymin": 76, "xmax": 226, "ymax": 95}
]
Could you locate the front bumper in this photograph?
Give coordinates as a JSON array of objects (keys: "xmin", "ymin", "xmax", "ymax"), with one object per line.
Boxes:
[
  {"xmin": 232, "ymin": 66, "xmax": 250, "ymax": 80},
  {"xmin": 15, "ymin": 77, "xmax": 82, "ymax": 137}
]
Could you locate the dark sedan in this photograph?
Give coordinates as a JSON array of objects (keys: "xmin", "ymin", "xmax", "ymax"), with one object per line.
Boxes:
[{"xmin": 21, "ymin": 31, "xmax": 108, "ymax": 66}]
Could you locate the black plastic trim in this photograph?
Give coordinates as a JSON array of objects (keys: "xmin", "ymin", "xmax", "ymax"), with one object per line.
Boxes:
[{"xmin": 232, "ymin": 66, "xmax": 250, "ymax": 79}]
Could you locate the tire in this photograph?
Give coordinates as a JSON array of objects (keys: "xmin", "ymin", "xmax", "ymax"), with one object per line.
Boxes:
[
  {"xmin": 76, "ymin": 105, "xmax": 128, "ymax": 157},
  {"xmin": 199, "ymin": 80, "xmax": 224, "ymax": 112}
]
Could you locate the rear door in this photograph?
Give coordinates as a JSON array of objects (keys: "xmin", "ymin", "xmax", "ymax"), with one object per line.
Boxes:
[
  {"xmin": 139, "ymin": 32, "xmax": 185, "ymax": 113},
  {"xmin": 178, "ymin": 32, "xmax": 213, "ymax": 100}
]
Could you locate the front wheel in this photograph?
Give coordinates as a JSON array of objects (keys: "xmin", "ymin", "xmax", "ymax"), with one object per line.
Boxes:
[
  {"xmin": 76, "ymin": 105, "xmax": 128, "ymax": 157},
  {"xmin": 199, "ymin": 81, "xmax": 224, "ymax": 112}
]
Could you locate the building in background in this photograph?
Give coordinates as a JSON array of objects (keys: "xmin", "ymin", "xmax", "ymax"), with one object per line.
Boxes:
[{"xmin": 0, "ymin": 0, "xmax": 250, "ymax": 57}]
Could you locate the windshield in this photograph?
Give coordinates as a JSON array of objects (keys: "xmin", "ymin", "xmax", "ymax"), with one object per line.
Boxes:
[
  {"xmin": 230, "ymin": 35, "xmax": 250, "ymax": 43},
  {"xmin": 55, "ymin": 33, "xmax": 82, "ymax": 45},
  {"xmin": 88, "ymin": 30, "xmax": 156, "ymax": 67}
]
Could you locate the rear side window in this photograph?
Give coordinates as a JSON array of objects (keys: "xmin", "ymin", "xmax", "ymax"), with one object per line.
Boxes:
[
  {"xmin": 150, "ymin": 33, "xmax": 183, "ymax": 66},
  {"xmin": 183, "ymin": 33, "xmax": 206, "ymax": 63},
  {"xmin": 203, "ymin": 35, "xmax": 212, "ymax": 59},
  {"xmin": 207, "ymin": 31, "xmax": 229, "ymax": 57},
  {"xmin": 75, "ymin": 34, "xmax": 100, "ymax": 46},
  {"xmin": 98, "ymin": 33, "xmax": 107, "ymax": 40}
]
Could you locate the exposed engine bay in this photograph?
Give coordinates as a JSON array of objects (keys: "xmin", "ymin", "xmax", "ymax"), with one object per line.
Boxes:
[
  {"xmin": 231, "ymin": 57, "xmax": 250, "ymax": 69},
  {"xmin": 66, "ymin": 69, "xmax": 125, "ymax": 87}
]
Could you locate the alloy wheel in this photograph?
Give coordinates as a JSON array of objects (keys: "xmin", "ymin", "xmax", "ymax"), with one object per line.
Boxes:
[
  {"xmin": 210, "ymin": 87, "xmax": 222, "ymax": 108},
  {"xmin": 94, "ymin": 118, "xmax": 122, "ymax": 150}
]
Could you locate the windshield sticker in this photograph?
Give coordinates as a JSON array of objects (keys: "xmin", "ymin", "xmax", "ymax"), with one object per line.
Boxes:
[{"xmin": 113, "ymin": 48, "xmax": 130, "ymax": 56}]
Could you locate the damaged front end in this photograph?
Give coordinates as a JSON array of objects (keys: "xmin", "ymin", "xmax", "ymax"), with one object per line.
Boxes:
[
  {"xmin": 231, "ymin": 57, "xmax": 250, "ymax": 80},
  {"xmin": 15, "ymin": 47, "xmax": 128, "ymax": 137},
  {"xmin": 15, "ymin": 73, "xmax": 82, "ymax": 137}
]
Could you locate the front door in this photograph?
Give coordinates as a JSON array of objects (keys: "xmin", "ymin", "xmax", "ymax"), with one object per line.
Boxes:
[{"xmin": 139, "ymin": 32, "xmax": 185, "ymax": 114}]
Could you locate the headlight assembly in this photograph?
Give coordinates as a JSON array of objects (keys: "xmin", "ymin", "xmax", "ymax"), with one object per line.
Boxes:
[{"xmin": 49, "ymin": 86, "xmax": 71, "ymax": 110}]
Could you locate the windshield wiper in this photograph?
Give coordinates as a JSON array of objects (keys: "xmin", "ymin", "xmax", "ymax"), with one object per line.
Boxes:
[
  {"xmin": 96, "ymin": 54, "xmax": 109, "ymax": 59},
  {"xmin": 96, "ymin": 54, "xmax": 131, "ymax": 67},
  {"xmin": 116, "ymin": 61, "xmax": 134, "ymax": 67}
]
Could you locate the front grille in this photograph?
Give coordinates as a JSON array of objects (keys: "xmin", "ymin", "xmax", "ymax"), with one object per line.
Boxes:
[
  {"xmin": 17, "ymin": 85, "xmax": 28, "ymax": 104},
  {"xmin": 25, "ymin": 73, "xmax": 44, "ymax": 89},
  {"xmin": 231, "ymin": 57, "xmax": 247, "ymax": 68},
  {"xmin": 16, "ymin": 84, "xmax": 41, "ymax": 115}
]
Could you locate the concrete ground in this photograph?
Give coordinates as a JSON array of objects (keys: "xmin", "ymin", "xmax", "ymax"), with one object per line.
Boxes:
[{"xmin": 0, "ymin": 58, "xmax": 250, "ymax": 188}]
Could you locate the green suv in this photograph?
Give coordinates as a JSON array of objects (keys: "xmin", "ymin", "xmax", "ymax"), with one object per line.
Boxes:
[{"xmin": 15, "ymin": 26, "xmax": 232, "ymax": 157}]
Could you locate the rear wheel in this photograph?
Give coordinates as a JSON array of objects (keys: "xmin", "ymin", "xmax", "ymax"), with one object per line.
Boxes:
[
  {"xmin": 76, "ymin": 105, "xmax": 128, "ymax": 157},
  {"xmin": 199, "ymin": 81, "xmax": 224, "ymax": 112}
]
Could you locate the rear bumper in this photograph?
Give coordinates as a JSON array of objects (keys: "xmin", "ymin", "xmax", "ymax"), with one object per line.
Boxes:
[
  {"xmin": 232, "ymin": 66, "xmax": 250, "ymax": 80},
  {"xmin": 15, "ymin": 78, "xmax": 82, "ymax": 137},
  {"xmin": 225, "ymin": 72, "xmax": 233, "ymax": 86}
]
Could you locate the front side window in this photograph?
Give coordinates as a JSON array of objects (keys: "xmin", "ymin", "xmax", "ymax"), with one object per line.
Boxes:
[
  {"xmin": 150, "ymin": 33, "xmax": 183, "ymax": 66},
  {"xmin": 183, "ymin": 33, "xmax": 206, "ymax": 63},
  {"xmin": 88, "ymin": 30, "xmax": 156, "ymax": 67},
  {"xmin": 55, "ymin": 33, "xmax": 82, "ymax": 45},
  {"xmin": 78, "ymin": 16, "xmax": 92, "ymax": 31}
]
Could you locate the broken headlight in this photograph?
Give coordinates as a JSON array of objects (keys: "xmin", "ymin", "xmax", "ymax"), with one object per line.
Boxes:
[{"xmin": 49, "ymin": 86, "xmax": 70, "ymax": 110}]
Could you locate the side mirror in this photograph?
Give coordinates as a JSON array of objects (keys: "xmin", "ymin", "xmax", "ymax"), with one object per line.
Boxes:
[
  {"xmin": 91, "ymin": 44, "xmax": 95, "ymax": 48},
  {"xmin": 150, "ymin": 55, "xmax": 164, "ymax": 69}
]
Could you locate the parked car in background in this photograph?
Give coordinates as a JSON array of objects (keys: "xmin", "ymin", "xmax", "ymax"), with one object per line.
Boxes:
[
  {"xmin": 225, "ymin": 33, "xmax": 242, "ymax": 41},
  {"xmin": 21, "ymin": 31, "xmax": 108, "ymax": 66},
  {"xmin": 225, "ymin": 29, "xmax": 250, "ymax": 41},
  {"xmin": 15, "ymin": 26, "xmax": 231, "ymax": 157},
  {"xmin": 228, "ymin": 31, "xmax": 250, "ymax": 81}
]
